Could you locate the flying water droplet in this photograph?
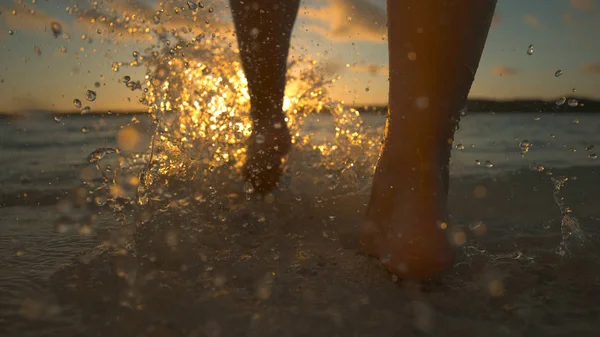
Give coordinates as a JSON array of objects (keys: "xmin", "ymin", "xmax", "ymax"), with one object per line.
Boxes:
[
  {"xmin": 208, "ymin": 7, "xmax": 214, "ymax": 13},
  {"xmin": 8, "ymin": 30, "xmax": 14, "ymax": 35},
  {"xmin": 53, "ymin": 115, "xmax": 62, "ymax": 123},
  {"xmin": 81, "ymin": 106, "xmax": 91, "ymax": 114},
  {"xmin": 198, "ymin": 2, "xmax": 205, "ymax": 9},
  {"xmin": 81, "ymin": 126, "xmax": 90, "ymax": 133},
  {"xmin": 73, "ymin": 99, "xmax": 82, "ymax": 108},
  {"xmin": 132, "ymin": 51, "xmax": 139, "ymax": 58},
  {"xmin": 85, "ymin": 90, "xmax": 97, "ymax": 101},
  {"xmin": 585, "ymin": 145, "xmax": 595, "ymax": 152},
  {"xmin": 567, "ymin": 98, "xmax": 578, "ymax": 107},
  {"xmin": 255, "ymin": 134, "xmax": 265, "ymax": 144},
  {"xmin": 155, "ymin": 65, "xmax": 170, "ymax": 81},
  {"xmin": 111, "ymin": 62, "xmax": 120, "ymax": 72},
  {"xmin": 51, "ymin": 22, "xmax": 62, "ymax": 38},
  {"xmin": 474, "ymin": 160, "xmax": 481, "ymax": 166},
  {"xmin": 526, "ymin": 44, "xmax": 534, "ymax": 55},
  {"xmin": 590, "ymin": 153, "xmax": 598, "ymax": 159},
  {"xmin": 243, "ymin": 182, "xmax": 255, "ymax": 194},
  {"xmin": 122, "ymin": 75, "xmax": 131, "ymax": 83},
  {"xmin": 87, "ymin": 147, "xmax": 118, "ymax": 163},
  {"xmin": 34, "ymin": 46, "xmax": 41, "ymax": 56},
  {"xmin": 519, "ymin": 139, "xmax": 532, "ymax": 157},
  {"xmin": 555, "ymin": 97, "xmax": 566, "ymax": 106},
  {"xmin": 455, "ymin": 143, "xmax": 465, "ymax": 150},
  {"xmin": 485, "ymin": 160, "xmax": 494, "ymax": 168},
  {"xmin": 554, "ymin": 69, "xmax": 563, "ymax": 77},
  {"xmin": 187, "ymin": 1, "xmax": 197, "ymax": 10}
]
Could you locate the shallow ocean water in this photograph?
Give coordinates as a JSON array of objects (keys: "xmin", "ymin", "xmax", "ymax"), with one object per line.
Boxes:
[{"xmin": 1, "ymin": 112, "xmax": 600, "ymax": 336}]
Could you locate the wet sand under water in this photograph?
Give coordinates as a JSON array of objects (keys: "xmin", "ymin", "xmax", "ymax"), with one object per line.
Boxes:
[{"xmin": 33, "ymin": 163, "xmax": 600, "ymax": 337}]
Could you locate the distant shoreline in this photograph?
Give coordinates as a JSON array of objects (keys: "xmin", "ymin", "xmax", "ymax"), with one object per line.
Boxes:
[{"xmin": 2, "ymin": 98, "xmax": 599, "ymax": 117}]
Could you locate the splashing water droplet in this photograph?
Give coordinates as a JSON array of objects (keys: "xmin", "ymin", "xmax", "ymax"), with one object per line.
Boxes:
[
  {"xmin": 87, "ymin": 147, "xmax": 118, "ymax": 163},
  {"xmin": 155, "ymin": 65, "xmax": 170, "ymax": 81},
  {"xmin": 81, "ymin": 106, "xmax": 91, "ymax": 114},
  {"xmin": 122, "ymin": 75, "xmax": 131, "ymax": 83},
  {"xmin": 455, "ymin": 143, "xmax": 465, "ymax": 150},
  {"xmin": 53, "ymin": 115, "xmax": 62, "ymax": 123},
  {"xmin": 567, "ymin": 98, "xmax": 578, "ymax": 107},
  {"xmin": 365, "ymin": 87, "xmax": 370, "ymax": 92},
  {"xmin": 85, "ymin": 90, "xmax": 97, "ymax": 102},
  {"xmin": 485, "ymin": 160, "xmax": 494, "ymax": 168},
  {"xmin": 132, "ymin": 51, "xmax": 139, "ymax": 58},
  {"xmin": 519, "ymin": 139, "xmax": 532, "ymax": 157},
  {"xmin": 187, "ymin": 1, "xmax": 197, "ymax": 10},
  {"xmin": 81, "ymin": 126, "xmax": 90, "ymax": 133},
  {"xmin": 554, "ymin": 69, "xmax": 563, "ymax": 77},
  {"xmin": 474, "ymin": 160, "xmax": 481, "ymax": 166},
  {"xmin": 590, "ymin": 153, "xmax": 598, "ymax": 159},
  {"xmin": 208, "ymin": 7, "xmax": 214, "ymax": 13},
  {"xmin": 243, "ymin": 182, "xmax": 255, "ymax": 194},
  {"xmin": 526, "ymin": 44, "xmax": 534, "ymax": 55},
  {"xmin": 51, "ymin": 22, "xmax": 62, "ymax": 38},
  {"xmin": 112, "ymin": 62, "xmax": 120, "ymax": 72},
  {"xmin": 572, "ymin": 88, "xmax": 576, "ymax": 93},
  {"xmin": 73, "ymin": 99, "xmax": 82, "ymax": 108},
  {"xmin": 8, "ymin": 30, "xmax": 14, "ymax": 35},
  {"xmin": 585, "ymin": 145, "xmax": 595, "ymax": 152},
  {"xmin": 555, "ymin": 96, "xmax": 566, "ymax": 106},
  {"xmin": 255, "ymin": 134, "xmax": 265, "ymax": 144},
  {"xmin": 198, "ymin": 2, "xmax": 205, "ymax": 9}
]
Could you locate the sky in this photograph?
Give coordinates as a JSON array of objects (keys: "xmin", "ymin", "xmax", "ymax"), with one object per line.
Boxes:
[{"xmin": 1, "ymin": 0, "xmax": 599, "ymax": 113}]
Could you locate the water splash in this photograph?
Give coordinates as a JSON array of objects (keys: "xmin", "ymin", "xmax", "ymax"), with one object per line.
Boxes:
[{"xmin": 67, "ymin": 0, "xmax": 376, "ymax": 240}]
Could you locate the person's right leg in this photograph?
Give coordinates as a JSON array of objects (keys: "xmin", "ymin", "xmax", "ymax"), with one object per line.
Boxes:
[{"xmin": 361, "ymin": 0, "xmax": 497, "ymax": 280}]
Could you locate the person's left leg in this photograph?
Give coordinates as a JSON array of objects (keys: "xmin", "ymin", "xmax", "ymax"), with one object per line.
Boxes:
[{"xmin": 230, "ymin": 0, "xmax": 301, "ymax": 193}]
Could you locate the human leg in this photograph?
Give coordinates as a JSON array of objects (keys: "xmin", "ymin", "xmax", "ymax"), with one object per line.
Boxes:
[
  {"xmin": 229, "ymin": 0, "xmax": 301, "ymax": 193},
  {"xmin": 362, "ymin": 0, "xmax": 497, "ymax": 279}
]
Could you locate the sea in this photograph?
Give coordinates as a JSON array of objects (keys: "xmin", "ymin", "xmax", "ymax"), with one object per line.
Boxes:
[{"xmin": 1, "ymin": 112, "xmax": 600, "ymax": 336}]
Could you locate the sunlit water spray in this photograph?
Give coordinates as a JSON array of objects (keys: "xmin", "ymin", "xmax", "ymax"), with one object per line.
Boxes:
[{"xmin": 66, "ymin": 0, "xmax": 380, "ymax": 252}]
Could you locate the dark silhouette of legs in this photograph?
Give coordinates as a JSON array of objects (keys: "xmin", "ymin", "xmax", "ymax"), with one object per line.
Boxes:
[
  {"xmin": 230, "ymin": 0, "xmax": 301, "ymax": 193},
  {"xmin": 230, "ymin": 0, "xmax": 497, "ymax": 279}
]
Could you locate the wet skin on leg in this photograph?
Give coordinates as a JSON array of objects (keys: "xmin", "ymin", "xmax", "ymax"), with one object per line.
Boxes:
[
  {"xmin": 230, "ymin": 0, "xmax": 301, "ymax": 194},
  {"xmin": 361, "ymin": 0, "xmax": 497, "ymax": 280}
]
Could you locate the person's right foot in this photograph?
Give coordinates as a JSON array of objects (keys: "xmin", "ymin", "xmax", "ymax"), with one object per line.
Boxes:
[{"xmin": 359, "ymin": 154, "xmax": 456, "ymax": 280}]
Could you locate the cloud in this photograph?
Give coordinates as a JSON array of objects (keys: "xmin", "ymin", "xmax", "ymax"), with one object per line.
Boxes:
[
  {"xmin": 74, "ymin": 0, "xmax": 231, "ymax": 42},
  {"xmin": 301, "ymin": 0, "xmax": 386, "ymax": 43},
  {"xmin": 570, "ymin": 0, "xmax": 595, "ymax": 11},
  {"xmin": 524, "ymin": 14, "xmax": 542, "ymax": 29},
  {"xmin": 581, "ymin": 62, "xmax": 600, "ymax": 74},
  {"xmin": 563, "ymin": 12, "xmax": 574, "ymax": 25},
  {"xmin": 492, "ymin": 65, "xmax": 518, "ymax": 76},
  {"xmin": 2, "ymin": 2, "xmax": 68, "ymax": 35},
  {"xmin": 352, "ymin": 63, "xmax": 388, "ymax": 76}
]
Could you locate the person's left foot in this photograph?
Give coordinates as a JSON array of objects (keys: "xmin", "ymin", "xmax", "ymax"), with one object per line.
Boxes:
[{"xmin": 243, "ymin": 122, "xmax": 292, "ymax": 194}]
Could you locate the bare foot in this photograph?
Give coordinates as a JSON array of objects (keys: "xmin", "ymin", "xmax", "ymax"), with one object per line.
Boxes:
[
  {"xmin": 359, "ymin": 155, "xmax": 456, "ymax": 280},
  {"xmin": 243, "ymin": 122, "xmax": 291, "ymax": 194}
]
